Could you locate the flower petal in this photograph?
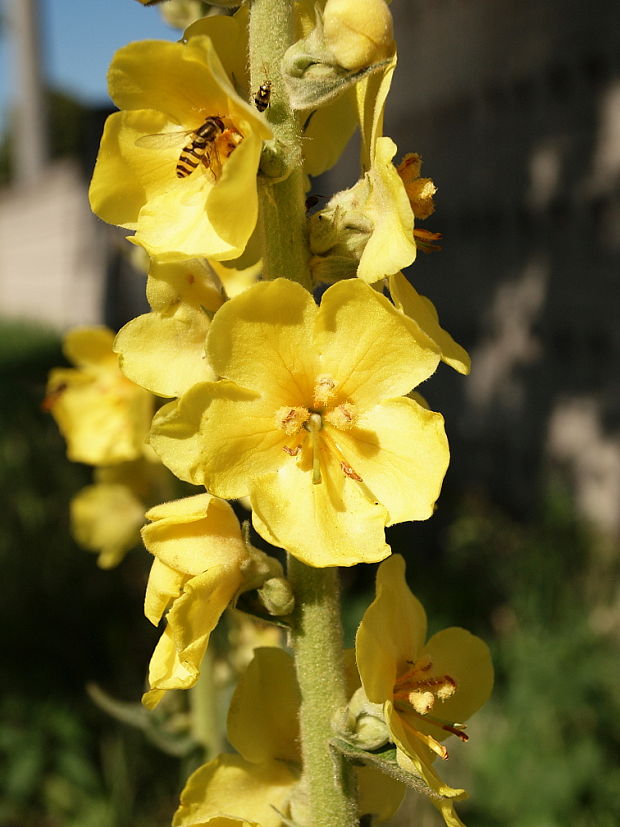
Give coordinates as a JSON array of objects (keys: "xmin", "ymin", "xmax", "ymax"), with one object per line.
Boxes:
[
  {"xmin": 115, "ymin": 302, "xmax": 214, "ymax": 399},
  {"xmin": 227, "ymin": 648, "xmax": 300, "ymax": 765},
  {"xmin": 108, "ymin": 39, "xmax": 232, "ymax": 123},
  {"xmin": 250, "ymin": 449, "xmax": 390, "ymax": 567},
  {"xmin": 317, "ymin": 279, "xmax": 440, "ymax": 410},
  {"xmin": 389, "ymin": 273, "xmax": 471, "ymax": 375},
  {"xmin": 142, "ymin": 494, "xmax": 245, "ymax": 576},
  {"xmin": 333, "ymin": 396, "xmax": 449, "ymax": 524},
  {"xmin": 356, "ymin": 555, "xmax": 427, "ymax": 703},
  {"xmin": 143, "ymin": 564, "xmax": 244, "ymax": 706},
  {"xmin": 150, "ymin": 382, "xmax": 287, "ymax": 497},
  {"xmin": 421, "ymin": 628, "xmax": 494, "ymax": 730},
  {"xmin": 357, "ymin": 136, "xmax": 416, "ymax": 283},
  {"xmin": 172, "ymin": 754, "xmax": 297, "ymax": 827},
  {"xmin": 206, "ymin": 279, "xmax": 318, "ymax": 401}
]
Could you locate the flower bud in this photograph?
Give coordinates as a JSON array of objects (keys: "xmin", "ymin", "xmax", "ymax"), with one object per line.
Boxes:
[
  {"xmin": 323, "ymin": 0, "xmax": 394, "ymax": 71},
  {"xmin": 257, "ymin": 576, "xmax": 295, "ymax": 617}
]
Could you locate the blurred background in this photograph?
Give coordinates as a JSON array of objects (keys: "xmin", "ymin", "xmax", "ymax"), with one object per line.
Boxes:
[{"xmin": 1, "ymin": 0, "xmax": 619, "ymax": 825}]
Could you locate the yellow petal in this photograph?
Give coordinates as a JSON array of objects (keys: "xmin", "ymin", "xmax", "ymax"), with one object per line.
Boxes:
[
  {"xmin": 356, "ymin": 54, "xmax": 396, "ymax": 172},
  {"xmin": 63, "ymin": 327, "xmax": 117, "ymax": 367},
  {"xmin": 70, "ymin": 482, "xmax": 144, "ymax": 569},
  {"xmin": 333, "ymin": 397, "xmax": 449, "ymax": 524},
  {"xmin": 88, "ymin": 108, "xmax": 172, "ymax": 230},
  {"xmin": 150, "ymin": 382, "xmax": 284, "ymax": 496},
  {"xmin": 184, "ymin": 14, "xmax": 249, "ymax": 100},
  {"xmin": 47, "ymin": 360, "xmax": 153, "ymax": 466},
  {"xmin": 389, "ymin": 273, "xmax": 471, "ymax": 375},
  {"xmin": 142, "ymin": 493, "xmax": 246, "ymax": 577},
  {"xmin": 144, "ymin": 556, "xmax": 185, "ymax": 626},
  {"xmin": 358, "ymin": 136, "xmax": 416, "ymax": 283},
  {"xmin": 206, "ymin": 279, "xmax": 318, "ymax": 401},
  {"xmin": 420, "ymin": 628, "xmax": 494, "ymax": 731},
  {"xmin": 317, "ymin": 279, "xmax": 440, "ymax": 409},
  {"xmin": 108, "ymin": 39, "xmax": 231, "ymax": 123},
  {"xmin": 172, "ymin": 754, "xmax": 297, "ymax": 827},
  {"xmin": 227, "ymin": 648, "xmax": 300, "ymax": 765},
  {"xmin": 356, "ymin": 555, "xmax": 427, "ymax": 702},
  {"xmin": 147, "ymin": 258, "xmax": 224, "ymax": 312},
  {"xmin": 115, "ymin": 303, "xmax": 214, "ymax": 398},
  {"xmin": 303, "ymin": 88, "xmax": 358, "ymax": 176},
  {"xmin": 356, "ymin": 765, "xmax": 405, "ymax": 822},
  {"xmin": 250, "ymin": 449, "xmax": 391, "ymax": 567},
  {"xmin": 144, "ymin": 564, "xmax": 244, "ymax": 704}
]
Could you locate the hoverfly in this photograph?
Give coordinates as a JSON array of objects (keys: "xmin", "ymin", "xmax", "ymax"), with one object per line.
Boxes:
[
  {"xmin": 137, "ymin": 116, "xmax": 243, "ymax": 180},
  {"xmin": 254, "ymin": 80, "xmax": 272, "ymax": 113}
]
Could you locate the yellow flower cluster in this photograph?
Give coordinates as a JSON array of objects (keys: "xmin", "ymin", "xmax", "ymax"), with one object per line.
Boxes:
[{"xmin": 45, "ymin": 1, "xmax": 494, "ymax": 824}]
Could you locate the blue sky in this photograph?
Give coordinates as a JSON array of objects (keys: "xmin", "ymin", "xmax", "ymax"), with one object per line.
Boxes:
[{"xmin": 0, "ymin": 0, "xmax": 176, "ymax": 132}]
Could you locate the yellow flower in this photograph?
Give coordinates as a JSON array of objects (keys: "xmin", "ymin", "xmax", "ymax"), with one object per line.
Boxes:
[
  {"xmin": 70, "ymin": 452, "xmax": 174, "ymax": 569},
  {"xmin": 150, "ymin": 278, "xmax": 448, "ymax": 567},
  {"xmin": 355, "ymin": 554, "xmax": 494, "ymax": 826},
  {"xmin": 46, "ymin": 327, "xmax": 153, "ymax": 465},
  {"xmin": 174, "ymin": 646, "xmax": 403, "ymax": 825},
  {"xmin": 89, "ymin": 36, "xmax": 271, "ymax": 262},
  {"xmin": 71, "ymin": 477, "xmax": 143, "ymax": 569},
  {"xmin": 173, "ymin": 648, "xmax": 300, "ymax": 827},
  {"xmin": 309, "ymin": 135, "xmax": 417, "ymax": 284},
  {"xmin": 141, "ymin": 493, "xmax": 252, "ymax": 709}
]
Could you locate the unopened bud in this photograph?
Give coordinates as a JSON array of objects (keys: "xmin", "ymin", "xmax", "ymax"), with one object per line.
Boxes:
[
  {"xmin": 323, "ymin": 0, "xmax": 394, "ymax": 71},
  {"xmin": 257, "ymin": 576, "xmax": 295, "ymax": 617}
]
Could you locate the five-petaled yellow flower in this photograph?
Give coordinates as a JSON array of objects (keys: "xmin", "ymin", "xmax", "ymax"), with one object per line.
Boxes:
[
  {"xmin": 356, "ymin": 554, "xmax": 494, "ymax": 827},
  {"xmin": 150, "ymin": 278, "xmax": 449, "ymax": 567},
  {"xmin": 89, "ymin": 36, "xmax": 271, "ymax": 262}
]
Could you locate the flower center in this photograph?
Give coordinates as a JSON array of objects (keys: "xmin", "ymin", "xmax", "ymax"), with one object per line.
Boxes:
[
  {"xmin": 273, "ymin": 374, "xmax": 363, "ymax": 486},
  {"xmin": 392, "ymin": 653, "xmax": 467, "ymax": 760}
]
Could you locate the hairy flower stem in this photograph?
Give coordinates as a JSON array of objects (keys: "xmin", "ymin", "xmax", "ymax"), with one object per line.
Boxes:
[
  {"xmin": 248, "ymin": 0, "xmax": 312, "ymax": 291},
  {"xmin": 288, "ymin": 557, "xmax": 359, "ymax": 827},
  {"xmin": 249, "ymin": 2, "xmax": 357, "ymax": 821}
]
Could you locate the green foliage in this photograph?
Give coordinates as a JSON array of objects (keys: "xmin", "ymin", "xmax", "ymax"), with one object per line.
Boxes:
[{"xmin": 443, "ymin": 489, "xmax": 620, "ymax": 827}]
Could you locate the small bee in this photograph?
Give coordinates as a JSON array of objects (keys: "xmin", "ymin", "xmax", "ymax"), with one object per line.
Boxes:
[
  {"xmin": 254, "ymin": 80, "xmax": 272, "ymax": 113},
  {"xmin": 137, "ymin": 116, "xmax": 243, "ymax": 180}
]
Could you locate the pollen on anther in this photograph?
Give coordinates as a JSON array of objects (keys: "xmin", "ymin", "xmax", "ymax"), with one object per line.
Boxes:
[
  {"xmin": 313, "ymin": 374, "xmax": 336, "ymax": 406},
  {"xmin": 275, "ymin": 406, "xmax": 309, "ymax": 435}
]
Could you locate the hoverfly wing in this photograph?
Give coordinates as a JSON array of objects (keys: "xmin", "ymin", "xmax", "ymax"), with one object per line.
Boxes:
[{"xmin": 135, "ymin": 129, "xmax": 189, "ymax": 149}]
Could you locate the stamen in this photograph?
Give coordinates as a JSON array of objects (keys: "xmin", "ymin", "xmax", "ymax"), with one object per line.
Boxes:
[
  {"xmin": 324, "ymin": 402, "xmax": 358, "ymax": 430},
  {"xmin": 275, "ymin": 406, "xmax": 309, "ymax": 435},
  {"xmin": 399, "ymin": 715, "xmax": 449, "ymax": 760},
  {"xmin": 313, "ymin": 374, "xmax": 336, "ymax": 406},
  {"xmin": 340, "ymin": 461, "xmax": 363, "ymax": 482},
  {"xmin": 283, "ymin": 445, "xmax": 302, "ymax": 456}
]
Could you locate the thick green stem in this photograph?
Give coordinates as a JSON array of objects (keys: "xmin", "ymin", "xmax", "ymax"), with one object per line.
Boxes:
[
  {"xmin": 248, "ymin": 3, "xmax": 357, "ymax": 822},
  {"xmin": 248, "ymin": 0, "xmax": 312, "ymax": 290},
  {"xmin": 288, "ymin": 558, "xmax": 358, "ymax": 827}
]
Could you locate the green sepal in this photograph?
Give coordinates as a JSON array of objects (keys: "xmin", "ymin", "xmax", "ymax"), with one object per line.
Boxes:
[{"xmin": 330, "ymin": 736, "xmax": 439, "ymax": 799}]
